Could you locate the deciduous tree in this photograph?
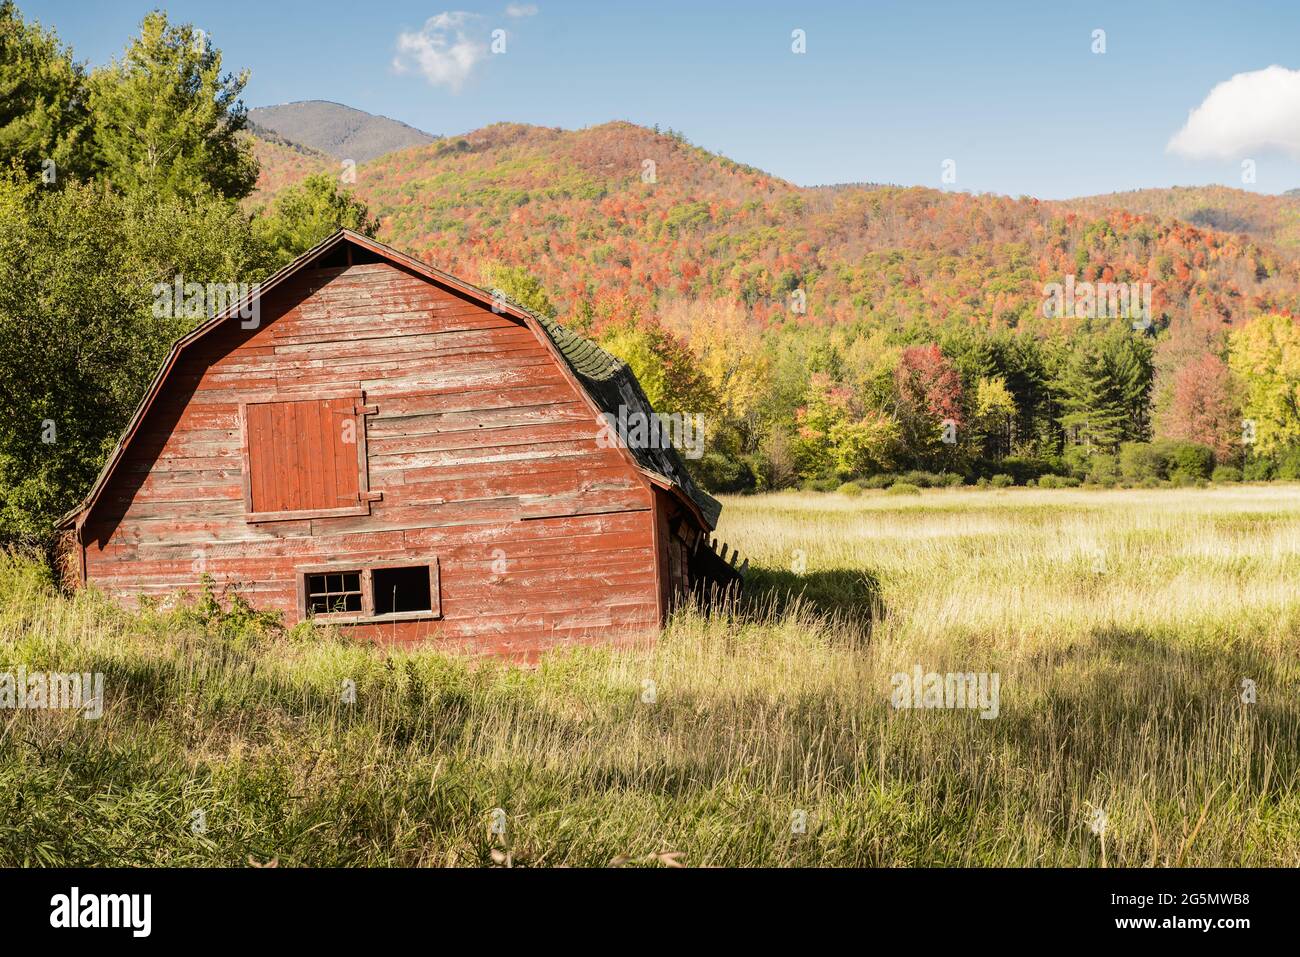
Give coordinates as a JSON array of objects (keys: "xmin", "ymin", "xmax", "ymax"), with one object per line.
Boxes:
[
  {"xmin": 1158, "ymin": 353, "xmax": 1241, "ymax": 461},
  {"xmin": 253, "ymin": 174, "xmax": 378, "ymax": 268},
  {"xmin": 0, "ymin": 172, "xmax": 266, "ymax": 539},
  {"xmin": 1228, "ymin": 313, "xmax": 1300, "ymax": 455},
  {"xmin": 894, "ymin": 343, "xmax": 964, "ymax": 468}
]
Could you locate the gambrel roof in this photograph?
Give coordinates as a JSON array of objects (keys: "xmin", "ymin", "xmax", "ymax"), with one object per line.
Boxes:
[{"xmin": 59, "ymin": 229, "xmax": 720, "ymax": 532}]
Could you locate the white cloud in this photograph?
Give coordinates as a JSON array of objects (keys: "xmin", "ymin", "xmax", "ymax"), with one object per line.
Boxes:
[
  {"xmin": 1168, "ymin": 65, "xmax": 1300, "ymax": 161},
  {"xmin": 392, "ymin": 12, "xmax": 486, "ymax": 92},
  {"xmin": 505, "ymin": 3, "xmax": 538, "ymax": 16}
]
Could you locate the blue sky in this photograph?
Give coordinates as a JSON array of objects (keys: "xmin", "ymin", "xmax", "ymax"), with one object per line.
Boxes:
[{"xmin": 22, "ymin": 0, "xmax": 1300, "ymax": 198}]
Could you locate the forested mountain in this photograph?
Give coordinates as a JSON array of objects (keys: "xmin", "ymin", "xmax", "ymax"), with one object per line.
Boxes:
[
  {"xmin": 247, "ymin": 133, "xmax": 334, "ymax": 201},
  {"xmin": 250, "ymin": 121, "xmax": 1300, "ymax": 330},
  {"xmin": 8, "ymin": 0, "xmax": 1300, "ymax": 542}
]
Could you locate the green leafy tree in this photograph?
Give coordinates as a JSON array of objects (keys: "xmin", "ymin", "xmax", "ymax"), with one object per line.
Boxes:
[
  {"xmin": 88, "ymin": 12, "xmax": 257, "ymax": 201},
  {"xmin": 598, "ymin": 317, "xmax": 714, "ymax": 414},
  {"xmin": 793, "ymin": 373, "xmax": 900, "ymax": 478},
  {"xmin": 253, "ymin": 173, "xmax": 379, "ymax": 268},
  {"xmin": 0, "ymin": 0, "xmax": 92, "ymax": 181}
]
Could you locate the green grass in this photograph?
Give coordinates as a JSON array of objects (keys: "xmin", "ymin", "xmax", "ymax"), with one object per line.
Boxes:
[{"xmin": 2, "ymin": 484, "xmax": 1299, "ymax": 866}]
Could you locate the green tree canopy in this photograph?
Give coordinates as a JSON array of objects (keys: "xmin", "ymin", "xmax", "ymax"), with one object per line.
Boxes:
[
  {"xmin": 0, "ymin": 0, "xmax": 92, "ymax": 181},
  {"xmin": 597, "ymin": 317, "xmax": 715, "ymax": 415},
  {"xmin": 1055, "ymin": 328, "xmax": 1151, "ymax": 455},
  {"xmin": 483, "ymin": 263, "xmax": 558, "ymax": 319},
  {"xmin": 253, "ymin": 173, "xmax": 379, "ymax": 268}
]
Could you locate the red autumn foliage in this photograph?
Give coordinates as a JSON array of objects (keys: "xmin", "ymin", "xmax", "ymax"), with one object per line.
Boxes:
[
  {"xmin": 1162, "ymin": 353, "xmax": 1241, "ymax": 460},
  {"xmin": 896, "ymin": 344, "xmax": 964, "ymax": 426}
]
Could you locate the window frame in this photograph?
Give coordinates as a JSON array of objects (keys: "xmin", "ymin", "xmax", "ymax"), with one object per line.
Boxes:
[
  {"xmin": 296, "ymin": 558, "xmax": 442, "ymax": 624},
  {"xmin": 303, "ymin": 569, "xmax": 364, "ymax": 616},
  {"xmin": 238, "ymin": 389, "xmax": 381, "ymax": 523}
]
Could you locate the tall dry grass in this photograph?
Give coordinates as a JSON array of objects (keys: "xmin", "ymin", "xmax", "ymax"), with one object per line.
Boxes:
[{"xmin": 1, "ymin": 484, "xmax": 1298, "ymax": 866}]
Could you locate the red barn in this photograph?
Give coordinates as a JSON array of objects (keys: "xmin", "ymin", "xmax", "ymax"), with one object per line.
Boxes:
[{"xmin": 57, "ymin": 230, "xmax": 741, "ymax": 656}]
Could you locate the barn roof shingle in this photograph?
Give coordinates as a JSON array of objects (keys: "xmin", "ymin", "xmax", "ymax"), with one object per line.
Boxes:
[{"xmin": 532, "ymin": 313, "xmax": 722, "ymax": 528}]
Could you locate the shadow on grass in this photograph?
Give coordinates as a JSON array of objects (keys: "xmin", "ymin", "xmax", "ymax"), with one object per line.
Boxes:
[
  {"xmin": 993, "ymin": 623, "xmax": 1300, "ymax": 815},
  {"xmin": 738, "ymin": 566, "xmax": 884, "ymax": 634}
]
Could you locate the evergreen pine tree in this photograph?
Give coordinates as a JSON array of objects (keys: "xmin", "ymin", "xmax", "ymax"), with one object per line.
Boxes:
[
  {"xmin": 88, "ymin": 12, "xmax": 257, "ymax": 201},
  {"xmin": 1056, "ymin": 340, "xmax": 1127, "ymax": 452}
]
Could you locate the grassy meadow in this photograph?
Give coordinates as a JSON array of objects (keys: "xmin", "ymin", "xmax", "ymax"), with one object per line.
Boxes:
[{"xmin": 2, "ymin": 484, "xmax": 1299, "ymax": 866}]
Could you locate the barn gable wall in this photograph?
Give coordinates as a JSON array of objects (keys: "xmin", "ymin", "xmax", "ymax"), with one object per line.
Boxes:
[{"xmin": 81, "ymin": 258, "xmax": 661, "ymax": 656}]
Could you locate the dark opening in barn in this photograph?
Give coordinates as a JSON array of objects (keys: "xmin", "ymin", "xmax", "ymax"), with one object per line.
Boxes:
[{"xmin": 373, "ymin": 566, "xmax": 433, "ymax": 615}]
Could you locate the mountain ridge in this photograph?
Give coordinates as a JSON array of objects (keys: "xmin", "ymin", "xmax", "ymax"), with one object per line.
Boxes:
[
  {"xmin": 248, "ymin": 100, "xmax": 437, "ymax": 164},
  {"xmin": 1058, "ymin": 184, "xmax": 1300, "ymax": 251}
]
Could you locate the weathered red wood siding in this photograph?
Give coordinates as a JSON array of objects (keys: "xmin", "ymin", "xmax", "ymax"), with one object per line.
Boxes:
[{"xmin": 80, "ymin": 260, "xmax": 662, "ymax": 656}]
